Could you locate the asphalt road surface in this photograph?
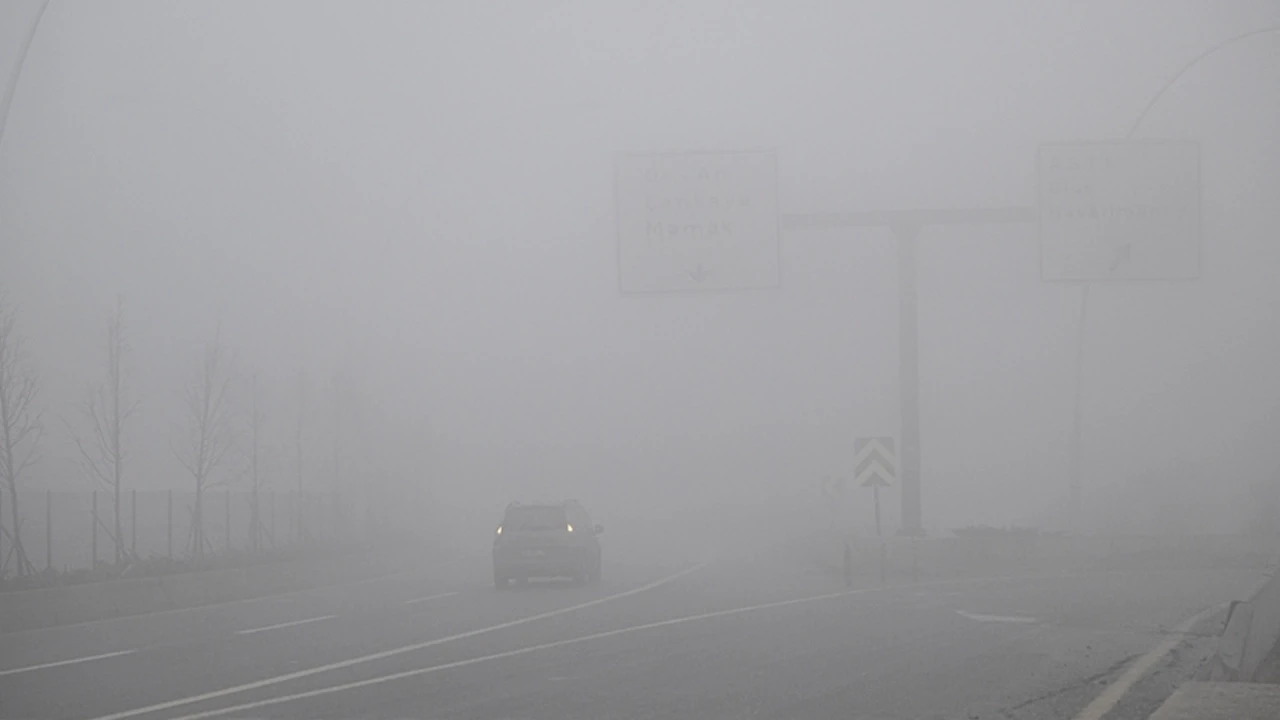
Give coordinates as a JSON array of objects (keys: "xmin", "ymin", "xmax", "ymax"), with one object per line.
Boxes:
[{"xmin": 0, "ymin": 527, "xmax": 1268, "ymax": 720}]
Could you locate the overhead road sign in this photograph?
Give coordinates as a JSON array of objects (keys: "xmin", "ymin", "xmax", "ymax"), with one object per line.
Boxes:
[
  {"xmin": 1039, "ymin": 140, "xmax": 1200, "ymax": 281},
  {"xmin": 615, "ymin": 150, "xmax": 779, "ymax": 293}
]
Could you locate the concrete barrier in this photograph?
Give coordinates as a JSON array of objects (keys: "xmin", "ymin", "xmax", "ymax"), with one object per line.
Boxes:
[
  {"xmin": 1240, "ymin": 569, "xmax": 1280, "ymax": 680},
  {"xmin": 1201, "ymin": 564, "xmax": 1280, "ymax": 682},
  {"xmin": 0, "ymin": 550, "xmax": 421, "ymax": 634}
]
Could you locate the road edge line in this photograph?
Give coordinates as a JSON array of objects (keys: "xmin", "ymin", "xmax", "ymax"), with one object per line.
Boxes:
[{"xmin": 1071, "ymin": 603, "xmax": 1226, "ymax": 720}]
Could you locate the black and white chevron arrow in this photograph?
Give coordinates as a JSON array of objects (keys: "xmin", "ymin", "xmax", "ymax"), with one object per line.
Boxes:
[{"xmin": 854, "ymin": 437, "xmax": 897, "ymax": 488}]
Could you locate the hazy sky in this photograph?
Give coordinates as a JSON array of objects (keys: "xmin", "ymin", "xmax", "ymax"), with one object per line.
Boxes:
[{"xmin": 2, "ymin": 1, "xmax": 1278, "ymax": 536}]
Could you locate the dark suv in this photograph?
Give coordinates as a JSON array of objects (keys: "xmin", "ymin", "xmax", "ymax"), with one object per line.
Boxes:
[{"xmin": 493, "ymin": 501, "xmax": 603, "ymax": 588}]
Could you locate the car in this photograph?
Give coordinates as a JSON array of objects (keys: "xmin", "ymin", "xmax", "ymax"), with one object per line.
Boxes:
[{"xmin": 493, "ymin": 500, "xmax": 603, "ymax": 588}]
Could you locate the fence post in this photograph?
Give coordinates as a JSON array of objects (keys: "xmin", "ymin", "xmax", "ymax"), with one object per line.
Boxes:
[
  {"xmin": 131, "ymin": 488, "xmax": 137, "ymax": 558},
  {"xmin": 46, "ymin": 489, "xmax": 52, "ymax": 572},
  {"xmin": 167, "ymin": 489, "xmax": 173, "ymax": 559},
  {"xmin": 91, "ymin": 490, "xmax": 98, "ymax": 568},
  {"xmin": 225, "ymin": 487, "xmax": 231, "ymax": 552}
]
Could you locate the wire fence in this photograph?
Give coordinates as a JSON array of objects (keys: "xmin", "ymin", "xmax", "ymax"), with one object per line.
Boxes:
[{"xmin": 0, "ymin": 489, "xmax": 376, "ymax": 578}]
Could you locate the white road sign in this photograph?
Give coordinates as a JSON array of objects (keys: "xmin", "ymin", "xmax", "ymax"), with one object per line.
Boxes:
[
  {"xmin": 615, "ymin": 150, "xmax": 779, "ymax": 293},
  {"xmin": 1039, "ymin": 141, "xmax": 1200, "ymax": 281},
  {"xmin": 854, "ymin": 437, "xmax": 897, "ymax": 488}
]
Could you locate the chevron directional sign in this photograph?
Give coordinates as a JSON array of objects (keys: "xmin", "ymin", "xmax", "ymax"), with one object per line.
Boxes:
[{"xmin": 854, "ymin": 437, "xmax": 897, "ymax": 488}]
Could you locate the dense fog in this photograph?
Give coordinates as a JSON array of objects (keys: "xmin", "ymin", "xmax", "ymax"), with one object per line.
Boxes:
[{"xmin": 2, "ymin": 0, "xmax": 1278, "ymax": 560}]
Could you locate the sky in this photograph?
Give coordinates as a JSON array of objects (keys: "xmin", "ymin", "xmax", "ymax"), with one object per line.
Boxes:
[{"xmin": 1, "ymin": 0, "xmax": 1279, "ymax": 540}]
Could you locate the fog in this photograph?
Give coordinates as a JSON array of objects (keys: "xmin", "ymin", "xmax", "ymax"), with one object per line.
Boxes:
[{"xmin": 2, "ymin": 0, "xmax": 1279, "ymax": 559}]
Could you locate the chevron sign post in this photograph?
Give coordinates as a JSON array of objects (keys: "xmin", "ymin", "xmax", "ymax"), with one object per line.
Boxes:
[{"xmin": 855, "ymin": 437, "xmax": 897, "ymax": 540}]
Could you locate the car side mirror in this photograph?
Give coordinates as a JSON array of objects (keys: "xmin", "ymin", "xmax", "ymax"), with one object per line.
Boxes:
[{"xmin": 593, "ymin": 524, "xmax": 604, "ymax": 535}]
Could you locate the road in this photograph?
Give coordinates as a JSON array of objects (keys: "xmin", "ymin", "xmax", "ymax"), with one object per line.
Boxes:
[{"xmin": 0, "ymin": 525, "xmax": 1269, "ymax": 720}]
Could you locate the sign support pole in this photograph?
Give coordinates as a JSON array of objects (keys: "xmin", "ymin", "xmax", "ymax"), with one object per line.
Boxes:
[
  {"xmin": 873, "ymin": 485, "xmax": 883, "ymax": 538},
  {"xmin": 874, "ymin": 484, "xmax": 886, "ymax": 584},
  {"xmin": 1068, "ymin": 284, "xmax": 1090, "ymax": 526},
  {"xmin": 895, "ymin": 224, "xmax": 924, "ymax": 536}
]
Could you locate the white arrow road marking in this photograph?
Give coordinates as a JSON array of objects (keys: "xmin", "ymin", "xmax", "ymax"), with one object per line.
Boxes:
[
  {"xmin": 0, "ymin": 650, "xmax": 136, "ymax": 677},
  {"xmin": 956, "ymin": 610, "xmax": 1038, "ymax": 624},
  {"xmin": 235, "ymin": 615, "xmax": 336, "ymax": 635}
]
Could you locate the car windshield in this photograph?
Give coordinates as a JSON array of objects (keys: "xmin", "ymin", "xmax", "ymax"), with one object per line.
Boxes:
[
  {"xmin": 1, "ymin": 2, "xmax": 1278, "ymax": 719},
  {"xmin": 504, "ymin": 507, "xmax": 567, "ymax": 532}
]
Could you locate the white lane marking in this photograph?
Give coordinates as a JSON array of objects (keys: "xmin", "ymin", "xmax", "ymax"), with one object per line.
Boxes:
[
  {"xmin": 1, "ymin": 551, "xmax": 480, "ymax": 639},
  {"xmin": 235, "ymin": 615, "xmax": 336, "ymax": 636},
  {"xmin": 956, "ymin": 611, "xmax": 1038, "ymax": 624},
  {"xmin": 89, "ymin": 553, "xmax": 715, "ymax": 720},
  {"xmin": 0, "ymin": 650, "xmax": 136, "ymax": 677},
  {"xmin": 168, "ymin": 568, "xmax": 1230, "ymax": 719},
  {"xmin": 1071, "ymin": 603, "xmax": 1225, "ymax": 720},
  {"xmin": 403, "ymin": 591, "xmax": 459, "ymax": 606},
  {"xmin": 170, "ymin": 585, "xmax": 875, "ymax": 719}
]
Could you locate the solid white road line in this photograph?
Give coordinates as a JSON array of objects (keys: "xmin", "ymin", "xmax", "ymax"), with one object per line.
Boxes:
[
  {"xmin": 234, "ymin": 615, "xmax": 336, "ymax": 636},
  {"xmin": 403, "ymin": 591, "xmax": 459, "ymax": 606},
  {"xmin": 0, "ymin": 650, "xmax": 136, "ymax": 677},
  {"xmin": 89, "ymin": 552, "xmax": 716, "ymax": 720},
  {"xmin": 955, "ymin": 611, "xmax": 1038, "ymax": 624},
  {"xmin": 95, "ymin": 564, "xmax": 1212, "ymax": 720},
  {"xmin": 1071, "ymin": 603, "xmax": 1226, "ymax": 720},
  {"xmin": 168, "ymin": 583, "xmax": 904, "ymax": 719}
]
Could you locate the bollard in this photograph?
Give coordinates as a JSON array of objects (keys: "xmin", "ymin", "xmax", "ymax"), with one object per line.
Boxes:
[{"xmin": 879, "ymin": 540, "xmax": 887, "ymax": 586}]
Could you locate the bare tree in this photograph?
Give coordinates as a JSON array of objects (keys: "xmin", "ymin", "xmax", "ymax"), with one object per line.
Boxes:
[
  {"xmin": 0, "ymin": 300, "xmax": 42, "ymax": 577},
  {"xmin": 71, "ymin": 297, "xmax": 138, "ymax": 565},
  {"xmin": 329, "ymin": 364, "xmax": 363, "ymax": 543},
  {"xmin": 173, "ymin": 332, "xmax": 236, "ymax": 558},
  {"xmin": 294, "ymin": 362, "xmax": 307, "ymax": 544},
  {"xmin": 243, "ymin": 373, "xmax": 274, "ymax": 553}
]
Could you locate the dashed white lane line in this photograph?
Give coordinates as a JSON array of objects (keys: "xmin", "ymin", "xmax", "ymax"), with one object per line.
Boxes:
[
  {"xmin": 2, "ymin": 551, "xmax": 484, "ymax": 639},
  {"xmin": 167, "ymin": 587, "xmax": 1229, "ymax": 720},
  {"xmin": 0, "ymin": 650, "xmax": 136, "ymax": 677},
  {"xmin": 89, "ymin": 552, "xmax": 715, "ymax": 720},
  {"xmin": 167, "ymin": 583, "xmax": 900, "ymax": 719},
  {"xmin": 1071, "ymin": 603, "xmax": 1226, "ymax": 720},
  {"xmin": 235, "ymin": 615, "xmax": 336, "ymax": 636},
  {"xmin": 403, "ymin": 591, "xmax": 459, "ymax": 606},
  {"xmin": 94, "ymin": 564, "xmax": 1211, "ymax": 720}
]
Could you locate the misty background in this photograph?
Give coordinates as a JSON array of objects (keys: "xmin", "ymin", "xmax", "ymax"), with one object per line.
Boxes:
[{"xmin": 1, "ymin": 0, "xmax": 1278, "ymax": 548}]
